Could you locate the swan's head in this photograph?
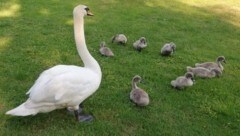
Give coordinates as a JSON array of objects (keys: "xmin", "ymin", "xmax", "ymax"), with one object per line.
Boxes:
[
  {"xmin": 217, "ymin": 56, "xmax": 226, "ymax": 64},
  {"xmin": 132, "ymin": 75, "xmax": 142, "ymax": 83},
  {"xmin": 73, "ymin": 5, "xmax": 94, "ymax": 17}
]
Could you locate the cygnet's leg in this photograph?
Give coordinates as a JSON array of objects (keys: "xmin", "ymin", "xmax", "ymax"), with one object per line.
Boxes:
[
  {"xmin": 137, "ymin": 47, "xmax": 142, "ymax": 52},
  {"xmin": 74, "ymin": 105, "xmax": 94, "ymax": 122}
]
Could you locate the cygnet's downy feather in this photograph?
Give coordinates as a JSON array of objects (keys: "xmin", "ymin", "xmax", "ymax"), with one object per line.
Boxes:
[
  {"xmin": 195, "ymin": 56, "xmax": 226, "ymax": 72},
  {"xmin": 171, "ymin": 72, "xmax": 194, "ymax": 89},
  {"xmin": 112, "ymin": 34, "xmax": 127, "ymax": 45},
  {"xmin": 130, "ymin": 75, "xmax": 149, "ymax": 106},
  {"xmin": 133, "ymin": 37, "xmax": 147, "ymax": 52},
  {"xmin": 99, "ymin": 42, "xmax": 114, "ymax": 57},
  {"xmin": 161, "ymin": 42, "xmax": 176, "ymax": 56},
  {"xmin": 187, "ymin": 66, "xmax": 222, "ymax": 78}
]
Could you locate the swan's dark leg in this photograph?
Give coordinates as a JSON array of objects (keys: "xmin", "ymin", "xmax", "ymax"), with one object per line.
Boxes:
[
  {"xmin": 74, "ymin": 110, "xmax": 79, "ymax": 121},
  {"xmin": 73, "ymin": 105, "xmax": 94, "ymax": 122}
]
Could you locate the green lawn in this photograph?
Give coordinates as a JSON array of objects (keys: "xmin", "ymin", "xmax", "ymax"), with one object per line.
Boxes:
[{"xmin": 1, "ymin": 0, "xmax": 240, "ymax": 135}]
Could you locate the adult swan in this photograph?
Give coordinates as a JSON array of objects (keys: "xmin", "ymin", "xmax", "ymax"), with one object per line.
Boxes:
[{"xmin": 6, "ymin": 5, "xmax": 102, "ymax": 122}]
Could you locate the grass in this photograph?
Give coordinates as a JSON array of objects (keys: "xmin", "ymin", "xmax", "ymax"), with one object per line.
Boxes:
[{"xmin": 0, "ymin": 0, "xmax": 240, "ymax": 135}]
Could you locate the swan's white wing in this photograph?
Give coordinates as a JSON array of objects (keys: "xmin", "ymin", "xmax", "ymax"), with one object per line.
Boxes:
[
  {"xmin": 26, "ymin": 65, "xmax": 83, "ymax": 94},
  {"xmin": 28, "ymin": 67, "xmax": 99, "ymax": 105}
]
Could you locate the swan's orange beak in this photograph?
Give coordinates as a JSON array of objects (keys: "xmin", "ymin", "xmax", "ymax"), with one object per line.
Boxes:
[{"xmin": 87, "ymin": 11, "xmax": 94, "ymax": 16}]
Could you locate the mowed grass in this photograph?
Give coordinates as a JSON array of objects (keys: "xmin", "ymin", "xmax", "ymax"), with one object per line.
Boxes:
[{"xmin": 0, "ymin": 0, "xmax": 240, "ymax": 135}]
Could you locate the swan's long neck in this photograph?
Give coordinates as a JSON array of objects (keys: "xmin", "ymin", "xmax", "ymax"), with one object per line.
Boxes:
[{"xmin": 74, "ymin": 13, "xmax": 101, "ymax": 75}]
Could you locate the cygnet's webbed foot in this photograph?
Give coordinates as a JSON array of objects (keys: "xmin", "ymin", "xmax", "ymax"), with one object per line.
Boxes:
[{"xmin": 173, "ymin": 86, "xmax": 183, "ymax": 90}]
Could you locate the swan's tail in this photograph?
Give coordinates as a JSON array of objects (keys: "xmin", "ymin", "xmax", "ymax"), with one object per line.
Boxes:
[
  {"xmin": 186, "ymin": 66, "xmax": 193, "ymax": 72},
  {"xmin": 6, "ymin": 99, "xmax": 38, "ymax": 116}
]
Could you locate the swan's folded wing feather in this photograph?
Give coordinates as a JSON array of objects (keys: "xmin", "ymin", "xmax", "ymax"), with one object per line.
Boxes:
[
  {"xmin": 26, "ymin": 65, "xmax": 85, "ymax": 95},
  {"xmin": 28, "ymin": 68, "xmax": 98, "ymax": 104}
]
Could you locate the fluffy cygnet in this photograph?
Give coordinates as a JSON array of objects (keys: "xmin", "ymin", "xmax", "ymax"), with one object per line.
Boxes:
[
  {"xmin": 130, "ymin": 75, "xmax": 149, "ymax": 106},
  {"xmin": 195, "ymin": 56, "xmax": 226, "ymax": 72},
  {"xmin": 133, "ymin": 37, "xmax": 147, "ymax": 52},
  {"xmin": 187, "ymin": 66, "xmax": 222, "ymax": 78},
  {"xmin": 171, "ymin": 72, "xmax": 194, "ymax": 89},
  {"xmin": 160, "ymin": 42, "xmax": 176, "ymax": 56},
  {"xmin": 112, "ymin": 34, "xmax": 127, "ymax": 45},
  {"xmin": 99, "ymin": 42, "xmax": 114, "ymax": 57}
]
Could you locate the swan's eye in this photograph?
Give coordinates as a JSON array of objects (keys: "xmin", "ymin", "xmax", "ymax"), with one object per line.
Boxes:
[{"xmin": 85, "ymin": 7, "xmax": 90, "ymax": 11}]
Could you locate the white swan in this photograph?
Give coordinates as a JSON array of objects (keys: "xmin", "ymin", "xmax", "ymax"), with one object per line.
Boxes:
[{"xmin": 6, "ymin": 5, "xmax": 101, "ymax": 122}]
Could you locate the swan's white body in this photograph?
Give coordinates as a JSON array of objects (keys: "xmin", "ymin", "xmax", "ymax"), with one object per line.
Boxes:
[{"xmin": 6, "ymin": 5, "xmax": 101, "ymax": 116}]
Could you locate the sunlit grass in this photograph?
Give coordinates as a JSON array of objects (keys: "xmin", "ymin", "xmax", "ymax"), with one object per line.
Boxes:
[
  {"xmin": 0, "ymin": 37, "xmax": 11, "ymax": 51},
  {"xmin": 181, "ymin": 0, "xmax": 240, "ymax": 27},
  {"xmin": 0, "ymin": 2, "xmax": 21, "ymax": 18},
  {"xmin": 65, "ymin": 19, "xmax": 73, "ymax": 25},
  {"xmin": 145, "ymin": 0, "xmax": 240, "ymax": 27},
  {"xmin": 39, "ymin": 8, "xmax": 50, "ymax": 16}
]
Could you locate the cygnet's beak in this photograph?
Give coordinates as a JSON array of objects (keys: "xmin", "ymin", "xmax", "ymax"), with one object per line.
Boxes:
[
  {"xmin": 87, "ymin": 11, "xmax": 94, "ymax": 16},
  {"xmin": 223, "ymin": 60, "xmax": 226, "ymax": 64},
  {"xmin": 191, "ymin": 78, "xmax": 196, "ymax": 83},
  {"xmin": 140, "ymin": 79, "xmax": 145, "ymax": 84}
]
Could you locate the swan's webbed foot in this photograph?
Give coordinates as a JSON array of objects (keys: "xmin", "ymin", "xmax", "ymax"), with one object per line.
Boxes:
[
  {"xmin": 72, "ymin": 105, "xmax": 94, "ymax": 122},
  {"xmin": 78, "ymin": 114, "xmax": 94, "ymax": 122}
]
